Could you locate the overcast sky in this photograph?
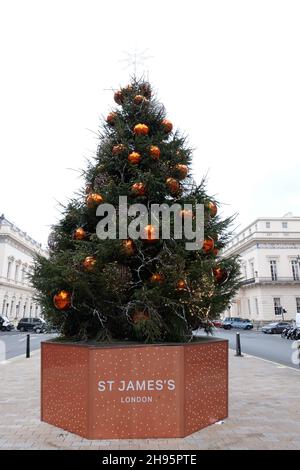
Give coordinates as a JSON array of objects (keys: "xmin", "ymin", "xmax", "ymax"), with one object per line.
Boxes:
[{"xmin": 1, "ymin": 0, "xmax": 299, "ymax": 246}]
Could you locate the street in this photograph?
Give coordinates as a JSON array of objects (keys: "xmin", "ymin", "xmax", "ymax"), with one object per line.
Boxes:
[
  {"xmin": 0, "ymin": 330, "xmax": 56, "ymax": 361},
  {"xmin": 211, "ymin": 328, "xmax": 300, "ymax": 369},
  {"xmin": 1, "ymin": 329, "xmax": 300, "ymax": 369}
]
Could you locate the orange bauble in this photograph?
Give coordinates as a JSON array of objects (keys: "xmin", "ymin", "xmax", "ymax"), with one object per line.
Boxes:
[
  {"xmin": 206, "ymin": 201, "xmax": 218, "ymax": 217},
  {"xmin": 132, "ymin": 310, "xmax": 150, "ymax": 324},
  {"xmin": 133, "ymin": 123, "xmax": 149, "ymax": 136},
  {"xmin": 161, "ymin": 118, "xmax": 173, "ymax": 133},
  {"xmin": 175, "ymin": 164, "xmax": 188, "ymax": 180},
  {"xmin": 114, "ymin": 90, "xmax": 123, "ymax": 105},
  {"xmin": 73, "ymin": 227, "xmax": 87, "ymax": 240},
  {"xmin": 106, "ymin": 112, "xmax": 117, "ymax": 126},
  {"xmin": 142, "ymin": 224, "xmax": 158, "ymax": 243},
  {"xmin": 213, "ymin": 266, "xmax": 228, "ymax": 284},
  {"xmin": 176, "ymin": 279, "xmax": 188, "ymax": 291},
  {"xmin": 53, "ymin": 290, "xmax": 71, "ymax": 310},
  {"xmin": 122, "ymin": 239, "xmax": 135, "ymax": 256},
  {"xmin": 166, "ymin": 177, "xmax": 180, "ymax": 194},
  {"xmin": 202, "ymin": 237, "xmax": 215, "ymax": 253},
  {"xmin": 134, "ymin": 94, "xmax": 146, "ymax": 105},
  {"xmin": 150, "ymin": 273, "xmax": 164, "ymax": 283},
  {"xmin": 112, "ymin": 144, "xmax": 126, "ymax": 155},
  {"xmin": 86, "ymin": 192, "xmax": 103, "ymax": 208},
  {"xmin": 131, "ymin": 182, "xmax": 146, "ymax": 196},
  {"xmin": 82, "ymin": 256, "xmax": 97, "ymax": 272},
  {"xmin": 149, "ymin": 145, "xmax": 161, "ymax": 160},
  {"xmin": 128, "ymin": 151, "xmax": 141, "ymax": 165}
]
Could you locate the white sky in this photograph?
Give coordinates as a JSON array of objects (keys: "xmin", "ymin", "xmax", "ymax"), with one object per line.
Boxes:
[{"xmin": 1, "ymin": 0, "xmax": 300, "ymax": 246}]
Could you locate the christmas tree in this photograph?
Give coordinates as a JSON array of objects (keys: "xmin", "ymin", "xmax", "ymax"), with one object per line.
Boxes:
[{"xmin": 31, "ymin": 77, "xmax": 240, "ymax": 343}]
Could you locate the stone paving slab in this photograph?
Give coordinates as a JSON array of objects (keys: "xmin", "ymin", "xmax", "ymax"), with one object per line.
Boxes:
[{"xmin": 0, "ymin": 349, "xmax": 300, "ymax": 450}]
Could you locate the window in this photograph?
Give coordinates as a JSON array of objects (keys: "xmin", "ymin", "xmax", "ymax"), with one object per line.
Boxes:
[
  {"xmin": 255, "ymin": 298, "xmax": 259, "ymax": 315},
  {"xmin": 296, "ymin": 298, "xmax": 300, "ymax": 314},
  {"xmin": 250, "ymin": 261, "xmax": 255, "ymax": 278},
  {"xmin": 243, "ymin": 264, "xmax": 247, "ymax": 279},
  {"xmin": 247, "ymin": 299, "xmax": 251, "ymax": 315},
  {"xmin": 7, "ymin": 260, "xmax": 12, "ymax": 279},
  {"xmin": 291, "ymin": 260, "xmax": 300, "ymax": 280},
  {"xmin": 266, "ymin": 222, "xmax": 270, "ymax": 228},
  {"xmin": 249, "ymin": 228, "xmax": 252, "ymax": 234},
  {"xmin": 282, "ymin": 221, "xmax": 288, "ymax": 228},
  {"xmin": 15, "ymin": 264, "xmax": 20, "ymax": 282},
  {"xmin": 270, "ymin": 260, "xmax": 278, "ymax": 281},
  {"xmin": 274, "ymin": 298, "xmax": 281, "ymax": 315}
]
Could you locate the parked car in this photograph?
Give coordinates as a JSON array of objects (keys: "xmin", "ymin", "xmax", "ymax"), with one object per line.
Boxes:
[
  {"xmin": 212, "ymin": 319, "xmax": 223, "ymax": 328},
  {"xmin": 221, "ymin": 317, "xmax": 241, "ymax": 329},
  {"xmin": 17, "ymin": 317, "xmax": 45, "ymax": 332},
  {"xmin": 223, "ymin": 318, "xmax": 253, "ymax": 330},
  {"xmin": 0, "ymin": 315, "xmax": 14, "ymax": 331},
  {"xmin": 33, "ymin": 322, "xmax": 58, "ymax": 334},
  {"xmin": 262, "ymin": 321, "xmax": 292, "ymax": 334}
]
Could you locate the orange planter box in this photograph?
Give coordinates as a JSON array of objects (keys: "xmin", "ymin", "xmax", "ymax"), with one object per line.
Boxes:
[{"xmin": 41, "ymin": 338, "xmax": 228, "ymax": 439}]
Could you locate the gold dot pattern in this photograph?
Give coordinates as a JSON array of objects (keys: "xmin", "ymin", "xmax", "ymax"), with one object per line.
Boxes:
[
  {"xmin": 41, "ymin": 343, "xmax": 89, "ymax": 437},
  {"xmin": 41, "ymin": 339, "xmax": 228, "ymax": 439},
  {"xmin": 184, "ymin": 342, "xmax": 228, "ymax": 435}
]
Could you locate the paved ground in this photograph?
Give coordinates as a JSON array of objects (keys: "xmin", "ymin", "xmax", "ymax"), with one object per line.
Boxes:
[
  {"xmin": 1, "ymin": 349, "xmax": 300, "ymax": 449},
  {"xmin": 210, "ymin": 328, "xmax": 300, "ymax": 369},
  {"xmin": 0, "ymin": 331, "xmax": 56, "ymax": 361}
]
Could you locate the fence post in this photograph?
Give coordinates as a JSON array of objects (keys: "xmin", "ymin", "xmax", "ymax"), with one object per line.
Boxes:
[
  {"xmin": 235, "ymin": 332, "xmax": 243, "ymax": 357},
  {"xmin": 26, "ymin": 334, "xmax": 30, "ymax": 358}
]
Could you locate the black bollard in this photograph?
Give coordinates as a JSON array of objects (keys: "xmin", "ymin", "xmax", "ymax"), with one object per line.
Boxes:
[
  {"xmin": 26, "ymin": 334, "xmax": 30, "ymax": 358},
  {"xmin": 235, "ymin": 332, "xmax": 243, "ymax": 357}
]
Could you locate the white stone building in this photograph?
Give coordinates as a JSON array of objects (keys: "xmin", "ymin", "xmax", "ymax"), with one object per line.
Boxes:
[
  {"xmin": 222, "ymin": 214, "xmax": 300, "ymax": 323},
  {"xmin": 0, "ymin": 214, "xmax": 48, "ymax": 324}
]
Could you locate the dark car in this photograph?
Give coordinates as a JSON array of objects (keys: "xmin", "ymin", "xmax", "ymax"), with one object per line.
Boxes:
[
  {"xmin": 262, "ymin": 322, "xmax": 292, "ymax": 334},
  {"xmin": 223, "ymin": 318, "xmax": 253, "ymax": 330},
  {"xmin": 17, "ymin": 317, "xmax": 45, "ymax": 332}
]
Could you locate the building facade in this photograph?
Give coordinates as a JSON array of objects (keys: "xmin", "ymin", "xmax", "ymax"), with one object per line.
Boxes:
[
  {"xmin": 222, "ymin": 215, "xmax": 300, "ymax": 323},
  {"xmin": 0, "ymin": 214, "xmax": 47, "ymax": 324}
]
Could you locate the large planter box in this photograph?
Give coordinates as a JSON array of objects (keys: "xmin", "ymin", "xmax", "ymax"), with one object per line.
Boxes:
[{"xmin": 41, "ymin": 338, "xmax": 228, "ymax": 439}]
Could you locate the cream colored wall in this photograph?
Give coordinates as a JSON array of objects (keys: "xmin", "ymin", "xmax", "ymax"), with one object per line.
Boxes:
[{"xmin": 0, "ymin": 221, "xmax": 47, "ymax": 322}]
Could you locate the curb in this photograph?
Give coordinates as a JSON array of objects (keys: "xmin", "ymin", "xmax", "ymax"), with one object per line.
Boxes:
[
  {"xmin": 0, "ymin": 348, "xmax": 40, "ymax": 365},
  {"xmin": 229, "ymin": 347, "xmax": 300, "ymax": 372}
]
